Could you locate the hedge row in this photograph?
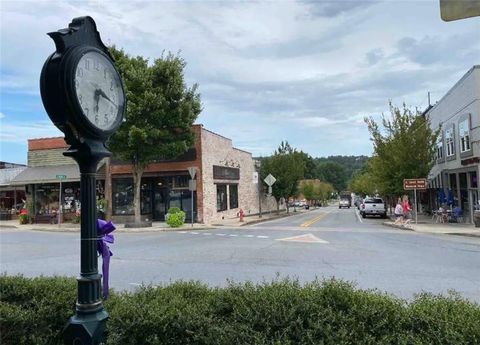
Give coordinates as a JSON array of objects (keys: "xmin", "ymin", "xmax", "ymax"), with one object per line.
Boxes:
[{"xmin": 1, "ymin": 275, "xmax": 479, "ymax": 345}]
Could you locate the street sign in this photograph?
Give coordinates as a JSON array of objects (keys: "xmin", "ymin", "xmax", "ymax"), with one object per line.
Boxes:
[
  {"xmin": 264, "ymin": 174, "xmax": 276, "ymax": 186},
  {"xmin": 56, "ymin": 174, "xmax": 67, "ymax": 180},
  {"xmin": 403, "ymin": 178, "xmax": 427, "ymax": 190},
  {"xmin": 188, "ymin": 179, "xmax": 196, "ymax": 191},
  {"xmin": 188, "ymin": 167, "xmax": 197, "ymax": 179},
  {"xmin": 440, "ymin": 0, "xmax": 480, "ymax": 21}
]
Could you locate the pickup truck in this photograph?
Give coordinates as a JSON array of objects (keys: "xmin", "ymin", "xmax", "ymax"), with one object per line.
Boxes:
[{"xmin": 360, "ymin": 197, "xmax": 386, "ymax": 218}]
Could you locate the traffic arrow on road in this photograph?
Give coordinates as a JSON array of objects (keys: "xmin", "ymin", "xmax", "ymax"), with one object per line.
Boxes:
[{"xmin": 276, "ymin": 233, "xmax": 329, "ymax": 244}]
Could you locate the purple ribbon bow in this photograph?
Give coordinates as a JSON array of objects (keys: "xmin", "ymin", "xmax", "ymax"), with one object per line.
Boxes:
[{"xmin": 97, "ymin": 219, "xmax": 116, "ymax": 298}]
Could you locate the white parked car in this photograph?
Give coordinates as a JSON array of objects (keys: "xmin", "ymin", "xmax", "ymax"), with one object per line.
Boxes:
[{"xmin": 360, "ymin": 197, "xmax": 386, "ymax": 218}]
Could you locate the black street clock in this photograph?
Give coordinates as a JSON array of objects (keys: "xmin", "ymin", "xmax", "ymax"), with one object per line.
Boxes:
[
  {"xmin": 40, "ymin": 16, "xmax": 125, "ymax": 142},
  {"xmin": 40, "ymin": 16, "xmax": 124, "ymax": 345}
]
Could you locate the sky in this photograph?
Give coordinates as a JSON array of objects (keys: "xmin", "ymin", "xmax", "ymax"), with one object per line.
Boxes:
[{"xmin": 1, "ymin": 0, "xmax": 479, "ymax": 165}]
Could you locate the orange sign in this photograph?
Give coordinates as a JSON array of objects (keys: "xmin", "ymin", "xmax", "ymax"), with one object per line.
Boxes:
[{"xmin": 403, "ymin": 178, "xmax": 427, "ymax": 190}]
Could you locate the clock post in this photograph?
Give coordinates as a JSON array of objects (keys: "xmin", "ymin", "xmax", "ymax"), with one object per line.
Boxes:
[{"xmin": 40, "ymin": 17, "xmax": 126, "ymax": 345}]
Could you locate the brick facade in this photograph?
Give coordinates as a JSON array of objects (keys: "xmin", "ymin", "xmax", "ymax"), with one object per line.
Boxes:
[{"xmin": 24, "ymin": 125, "xmax": 283, "ymax": 225}]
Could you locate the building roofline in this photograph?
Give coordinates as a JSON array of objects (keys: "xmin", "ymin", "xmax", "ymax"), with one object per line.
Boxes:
[
  {"xmin": 200, "ymin": 127, "xmax": 233, "ymax": 143},
  {"xmin": 426, "ymin": 65, "xmax": 480, "ymax": 116}
]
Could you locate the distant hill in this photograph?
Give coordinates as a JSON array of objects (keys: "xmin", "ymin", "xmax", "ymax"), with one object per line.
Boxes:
[{"xmin": 315, "ymin": 155, "xmax": 369, "ymax": 186}]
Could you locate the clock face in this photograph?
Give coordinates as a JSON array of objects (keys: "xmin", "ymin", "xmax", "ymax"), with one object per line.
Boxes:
[{"xmin": 74, "ymin": 51, "xmax": 124, "ymax": 131}]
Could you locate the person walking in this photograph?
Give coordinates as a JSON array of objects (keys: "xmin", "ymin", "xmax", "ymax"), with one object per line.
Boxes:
[
  {"xmin": 402, "ymin": 195, "xmax": 412, "ymax": 224},
  {"xmin": 394, "ymin": 198, "xmax": 404, "ymax": 224}
]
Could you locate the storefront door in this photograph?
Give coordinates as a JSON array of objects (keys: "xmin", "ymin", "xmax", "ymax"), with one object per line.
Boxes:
[{"xmin": 153, "ymin": 186, "xmax": 169, "ymax": 221}]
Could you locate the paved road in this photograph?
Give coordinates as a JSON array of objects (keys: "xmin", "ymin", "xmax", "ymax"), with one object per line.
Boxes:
[{"xmin": 2, "ymin": 205, "xmax": 480, "ymax": 302}]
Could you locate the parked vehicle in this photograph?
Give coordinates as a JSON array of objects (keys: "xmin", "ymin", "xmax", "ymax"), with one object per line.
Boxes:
[
  {"xmin": 339, "ymin": 191, "xmax": 352, "ymax": 207},
  {"xmin": 360, "ymin": 197, "xmax": 386, "ymax": 218}
]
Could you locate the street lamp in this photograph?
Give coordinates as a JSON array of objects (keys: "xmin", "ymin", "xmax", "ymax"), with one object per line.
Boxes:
[{"xmin": 40, "ymin": 17, "xmax": 126, "ymax": 344}]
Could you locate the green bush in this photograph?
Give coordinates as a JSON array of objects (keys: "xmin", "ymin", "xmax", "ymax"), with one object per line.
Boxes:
[
  {"xmin": 1, "ymin": 275, "xmax": 479, "ymax": 345},
  {"xmin": 166, "ymin": 210, "xmax": 186, "ymax": 227},
  {"xmin": 167, "ymin": 207, "xmax": 182, "ymax": 214}
]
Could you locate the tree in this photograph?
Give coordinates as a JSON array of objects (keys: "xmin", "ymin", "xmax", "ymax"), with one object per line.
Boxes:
[
  {"xmin": 349, "ymin": 171, "xmax": 377, "ymax": 196},
  {"xmin": 260, "ymin": 141, "xmax": 305, "ymax": 213},
  {"xmin": 108, "ymin": 48, "xmax": 202, "ymax": 225},
  {"xmin": 298, "ymin": 152, "xmax": 316, "ymax": 179},
  {"xmin": 298, "ymin": 180, "xmax": 315, "ymax": 204},
  {"xmin": 364, "ymin": 102, "xmax": 438, "ymax": 198},
  {"xmin": 315, "ymin": 161, "xmax": 347, "ymax": 192},
  {"xmin": 314, "ymin": 181, "xmax": 334, "ymax": 205}
]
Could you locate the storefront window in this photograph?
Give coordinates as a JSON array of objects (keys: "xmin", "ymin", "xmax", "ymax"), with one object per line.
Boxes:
[
  {"xmin": 61, "ymin": 183, "xmax": 80, "ymax": 214},
  {"xmin": 229, "ymin": 184, "xmax": 238, "ymax": 209},
  {"xmin": 113, "ymin": 178, "xmax": 134, "ymax": 215},
  {"xmin": 217, "ymin": 185, "xmax": 227, "ymax": 211},
  {"xmin": 174, "ymin": 175, "xmax": 189, "ymax": 188},
  {"xmin": 169, "ymin": 190, "xmax": 182, "ymax": 210},
  {"xmin": 35, "ymin": 184, "xmax": 59, "ymax": 214},
  {"xmin": 0, "ymin": 189, "xmax": 26, "ymax": 213}
]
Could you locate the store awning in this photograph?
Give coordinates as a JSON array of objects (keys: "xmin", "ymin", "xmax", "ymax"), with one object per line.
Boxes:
[
  {"xmin": 10, "ymin": 165, "xmax": 81, "ymax": 185},
  {"xmin": 0, "ymin": 167, "xmax": 27, "ymax": 187}
]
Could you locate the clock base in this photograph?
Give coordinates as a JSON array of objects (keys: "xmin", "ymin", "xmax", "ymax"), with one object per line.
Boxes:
[{"xmin": 63, "ymin": 308, "xmax": 108, "ymax": 345}]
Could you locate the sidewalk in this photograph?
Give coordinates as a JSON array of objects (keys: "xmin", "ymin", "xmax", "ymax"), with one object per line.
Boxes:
[
  {"xmin": 210, "ymin": 207, "xmax": 311, "ymax": 227},
  {"xmin": 383, "ymin": 214, "xmax": 480, "ymax": 238},
  {"xmin": 0, "ymin": 208, "xmax": 311, "ymax": 232}
]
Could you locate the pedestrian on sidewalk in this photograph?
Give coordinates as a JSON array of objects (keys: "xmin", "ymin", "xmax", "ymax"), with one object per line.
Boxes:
[
  {"xmin": 394, "ymin": 198, "xmax": 404, "ymax": 224},
  {"xmin": 402, "ymin": 195, "xmax": 412, "ymax": 224}
]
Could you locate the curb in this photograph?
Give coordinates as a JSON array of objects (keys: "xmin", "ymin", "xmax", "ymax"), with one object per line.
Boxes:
[
  {"xmin": 444, "ymin": 232, "xmax": 480, "ymax": 239},
  {"xmin": 382, "ymin": 222, "xmax": 480, "ymax": 238},
  {"xmin": 382, "ymin": 222, "xmax": 414, "ymax": 231}
]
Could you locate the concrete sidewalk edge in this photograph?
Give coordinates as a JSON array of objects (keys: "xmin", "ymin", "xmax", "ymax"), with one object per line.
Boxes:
[{"xmin": 382, "ymin": 221, "xmax": 480, "ymax": 238}]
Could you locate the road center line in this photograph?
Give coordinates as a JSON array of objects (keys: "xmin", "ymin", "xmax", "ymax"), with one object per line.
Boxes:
[{"xmin": 301, "ymin": 213, "xmax": 327, "ymax": 227}]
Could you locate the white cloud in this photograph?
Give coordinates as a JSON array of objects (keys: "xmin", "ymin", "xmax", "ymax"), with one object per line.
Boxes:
[
  {"xmin": 0, "ymin": 120, "xmax": 63, "ymax": 144},
  {"xmin": 1, "ymin": 0, "xmax": 478, "ymax": 159}
]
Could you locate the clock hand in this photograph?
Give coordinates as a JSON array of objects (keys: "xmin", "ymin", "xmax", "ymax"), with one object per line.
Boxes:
[
  {"xmin": 94, "ymin": 89, "xmax": 100, "ymax": 114},
  {"xmin": 97, "ymin": 89, "xmax": 117, "ymax": 107}
]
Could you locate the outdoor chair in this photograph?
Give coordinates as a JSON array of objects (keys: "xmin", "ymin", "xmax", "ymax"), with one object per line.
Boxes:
[{"xmin": 451, "ymin": 208, "xmax": 464, "ymax": 223}]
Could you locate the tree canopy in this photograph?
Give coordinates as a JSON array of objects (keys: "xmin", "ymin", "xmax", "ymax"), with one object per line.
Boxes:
[
  {"xmin": 108, "ymin": 48, "xmax": 201, "ymax": 167},
  {"xmin": 260, "ymin": 141, "xmax": 305, "ymax": 211},
  {"xmin": 363, "ymin": 102, "xmax": 438, "ymax": 197}
]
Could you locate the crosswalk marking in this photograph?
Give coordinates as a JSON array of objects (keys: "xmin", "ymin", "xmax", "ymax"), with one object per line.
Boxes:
[{"xmin": 177, "ymin": 232, "xmax": 270, "ymax": 239}]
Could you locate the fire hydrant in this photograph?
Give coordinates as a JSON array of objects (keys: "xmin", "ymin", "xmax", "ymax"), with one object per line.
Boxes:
[{"xmin": 239, "ymin": 208, "xmax": 245, "ymax": 222}]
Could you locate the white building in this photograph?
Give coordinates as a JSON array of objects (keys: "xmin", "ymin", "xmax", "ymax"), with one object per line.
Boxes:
[{"xmin": 426, "ymin": 65, "xmax": 480, "ymax": 223}]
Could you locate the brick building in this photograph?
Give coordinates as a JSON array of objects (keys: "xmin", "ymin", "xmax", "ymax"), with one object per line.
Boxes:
[{"xmin": 12, "ymin": 125, "xmax": 280, "ymax": 224}]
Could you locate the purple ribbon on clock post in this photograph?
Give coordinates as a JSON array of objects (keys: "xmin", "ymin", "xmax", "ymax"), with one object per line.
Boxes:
[{"xmin": 97, "ymin": 219, "xmax": 116, "ymax": 298}]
